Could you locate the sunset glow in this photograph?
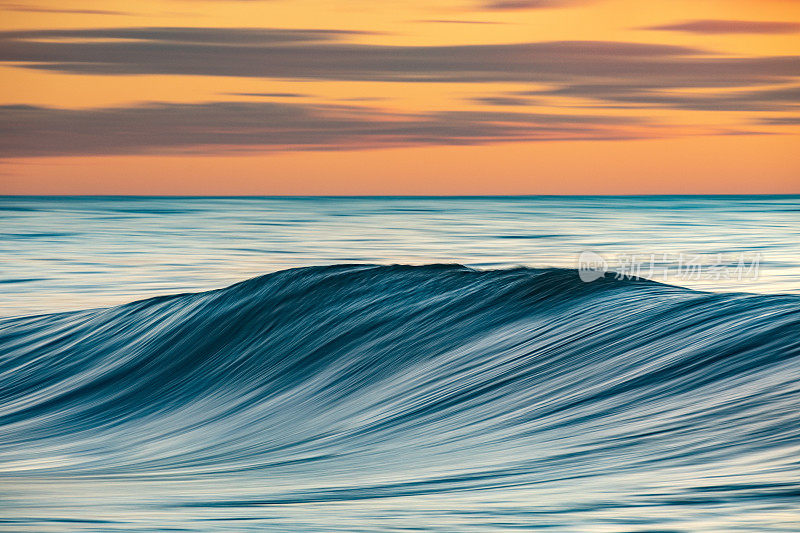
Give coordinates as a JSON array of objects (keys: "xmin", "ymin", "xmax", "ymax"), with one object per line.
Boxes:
[{"xmin": 1, "ymin": 0, "xmax": 798, "ymax": 194}]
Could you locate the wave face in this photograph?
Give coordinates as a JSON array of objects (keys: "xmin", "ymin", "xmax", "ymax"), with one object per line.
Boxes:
[{"xmin": 1, "ymin": 264, "xmax": 799, "ymax": 532}]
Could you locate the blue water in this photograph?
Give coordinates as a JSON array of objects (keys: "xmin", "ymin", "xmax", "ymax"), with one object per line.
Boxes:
[
  {"xmin": 1, "ymin": 196, "xmax": 799, "ymax": 317},
  {"xmin": 1, "ymin": 196, "xmax": 799, "ymax": 532}
]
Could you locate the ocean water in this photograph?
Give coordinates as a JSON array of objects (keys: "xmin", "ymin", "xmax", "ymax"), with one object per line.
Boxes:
[
  {"xmin": 1, "ymin": 196, "xmax": 799, "ymax": 532},
  {"xmin": 1, "ymin": 195, "xmax": 799, "ymax": 317}
]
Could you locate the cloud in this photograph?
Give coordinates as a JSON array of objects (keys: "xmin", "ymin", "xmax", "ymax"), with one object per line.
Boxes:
[
  {"xmin": 0, "ymin": 27, "xmax": 369, "ymax": 45},
  {"xmin": 226, "ymin": 92, "xmax": 309, "ymax": 98},
  {"xmin": 472, "ymin": 96, "xmax": 534, "ymax": 106},
  {"xmin": 414, "ymin": 19, "xmax": 508, "ymax": 24},
  {"xmin": 525, "ymin": 84, "xmax": 800, "ymax": 111},
  {"xmin": 0, "ymin": 101, "xmax": 659, "ymax": 158},
  {"xmin": 4, "ymin": 27, "xmax": 799, "ymax": 89},
  {"xmin": 480, "ymin": 0, "xmax": 590, "ymax": 10},
  {"xmin": 756, "ymin": 116, "xmax": 800, "ymax": 125},
  {"xmin": 644, "ymin": 19, "xmax": 800, "ymax": 35},
  {"xmin": 1, "ymin": 27, "xmax": 798, "ymax": 117},
  {"xmin": 1, "ymin": 27, "xmax": 798, "ymax": 90},
  {"xmin": 0, "ymin": 3, "xmax": 131, "ymax": 15}
]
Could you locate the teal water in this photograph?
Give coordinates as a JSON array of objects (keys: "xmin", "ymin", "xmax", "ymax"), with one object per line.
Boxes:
[
  {"xmin": 1, "ymin": 195, "xmax": 799, "ymax": 316},
  {"xmin": 0, "ymin": 196, "xmax": 799, "ymax": 532}
]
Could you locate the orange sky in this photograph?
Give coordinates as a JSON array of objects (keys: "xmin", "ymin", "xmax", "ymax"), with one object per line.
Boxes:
[{"xmin": 0, "ymin": 0, "xmax": 798, "ymax": 194}]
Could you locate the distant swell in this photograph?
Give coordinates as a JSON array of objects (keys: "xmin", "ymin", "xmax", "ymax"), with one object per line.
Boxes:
[{"xmin": 1, "ymin": 265, "xmax": 799, "ymax": 525}]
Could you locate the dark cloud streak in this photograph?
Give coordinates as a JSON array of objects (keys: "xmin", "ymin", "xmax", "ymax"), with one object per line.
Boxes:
[
  {"xmin": 1, "ymin": 27, "xmax": 798, "ymax": 123},
  {"xmin": 0, "ymin": 3, "xmax": 131, "ymax": 15},
  {"xmin": 525, "ymin": 84, "xmax": 800, "ymax": 111},
  {"xmin": 226, "ymin": 92, "xmax": 309, "ymax": 98},
  {"xmin": 644, "ymin": 19, "xmax": 800, "ymax": 35},
  {"xmin": 0, "ymin": 27, "xmax": 370, "ymax": 44},
  {"xmin": 756, "ymin": 116, "xmax": 800, "ymax": 125},
  {"xmin": 481, "ymin": 0, "xmax": 591, "ymax": 10},
  {"xmin": 4, "ymin": 27, "xmax": 798, "ymax": 90},
  {"xmin": 472, "ymin": 96, "xmax": 534, "ymax": 106},
  {"xmin": 0, "ymin": 101, "xmax": 655, "ymax": 158},
  {"xmin": 414, "ymin": 19, "xmax": 507, "ymax": 24}
]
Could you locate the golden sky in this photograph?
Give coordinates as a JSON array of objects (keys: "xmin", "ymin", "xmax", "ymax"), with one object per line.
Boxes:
[{"xmin": 0, "ymin": 0, "xmax": 799, "ymax": 194}]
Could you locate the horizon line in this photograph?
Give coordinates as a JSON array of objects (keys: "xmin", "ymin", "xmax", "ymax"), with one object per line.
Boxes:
[{"xmin": 2, "ymin": 193, "xmax": 799, "ymax": 199}]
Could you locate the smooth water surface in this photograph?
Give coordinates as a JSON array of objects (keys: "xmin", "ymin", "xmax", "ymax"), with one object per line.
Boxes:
[{"xmin": 1, "ymin": 195, "xmax": 799, "ymax": 316}]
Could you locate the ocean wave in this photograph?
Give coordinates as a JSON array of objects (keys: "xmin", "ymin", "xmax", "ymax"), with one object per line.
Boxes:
[{"xmin": 1, "ymin": 264, "xmax": 799, "ymax": 530}]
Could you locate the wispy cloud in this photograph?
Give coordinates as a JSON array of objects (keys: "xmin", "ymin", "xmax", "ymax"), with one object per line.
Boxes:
[
  {"xmin": 524, "ymin": 84, "xmax": 800, "ymax": 111},
  {"xmin": 413, "ymin": 19, "xmax": 507, "ymax": 25},
  {"xmin": 0, "ymin": 3, "xmax": 131, "ymax": 15},
  {"xmin": 4, "ymin": 27, "xmax": 798, "ymax": 89},
  {"xmin": 226, "ymin": 92, "xmax": 310, "ymax": 98},
  {"xmin": 756, "ymin": 116, "xmax": 800, "ymax": 125},
  {"xmin": 0, "ymin": 101, "xmax": 659, "ymax": 158},
  {"xmin": 0, "ymin": 27, "xmax": 371, "ymax": 44},
  {"xmin": 1, "ymin": 27, "xmax": 798, "ymax": 121},
  {"xmin": 472, "ymin": 96, "xmax": 534, "ymax": 106},
  {"xmin": 644, "ymin": 19, "xmax": 800, "ymax": 35},
  {"xmin": 480, "ymin": 0, "xmax": 591, "ymax": 10}
]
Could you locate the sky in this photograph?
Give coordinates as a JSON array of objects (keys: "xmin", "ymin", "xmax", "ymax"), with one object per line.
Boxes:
[{"xmin": 0, "ymin": 0, "xmax": 798, "ymax": 194}]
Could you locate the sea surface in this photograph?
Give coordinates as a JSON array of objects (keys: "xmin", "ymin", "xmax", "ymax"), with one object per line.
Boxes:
[
  {"xmin": 1, "ymin": 196, "xmax": 799, "ymax": 532},
  {"xmin": 1, "ymin": 195, "xmax": 799, "ymax": 317}
]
